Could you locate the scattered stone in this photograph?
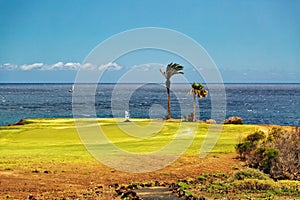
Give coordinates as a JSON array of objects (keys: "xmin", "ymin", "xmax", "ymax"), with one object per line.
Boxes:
[
  {"xmin": 140, "ymin": 182, "xmax": 153, "ymax": 187},
  {"xmin": 154, "ymin": 180, "xmax": 160, "ymax": 186},
  {"xmin": 109, "ymin": 183, "xmax": 119, "ymax": 188},
  {"xmin": 96, "ymin": 185, "xmax": 103, "ymax": 189},
  {"xmin": 115, "ymin": 187, "xmax": 125, "ymax": 196},
  {"xmin": 115, "ymin": 181, "xmax": 205, "ymax": 200},
  {"xmin": 160, "ymin": 182, "xmax": 167, "ymax": 187},
  {"xmin": 177, "ymin": 189, "xmax": 185, "ymax": 197},
  {"xmin": 115, "ymin": 185, "xmax": 142, "ymax": 200},
  {"xmin": 127, "ymin": 185, "xmax": 134, "ymax": 190},
  {"xmin": 169, "ymin": 182, "xmax": 179, "ymax": 191},
  {"xmin": 95, "ymin": 190, "xmax": 101, "ymax": 195},
  {"xmin": 28, "ymin": 195, "xmax": 36, "ymax": 200}
]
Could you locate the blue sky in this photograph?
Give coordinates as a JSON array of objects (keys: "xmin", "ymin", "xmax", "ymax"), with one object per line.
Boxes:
[{"xmin": 0, "ymin": 0, "xmax": 299, "ymax": 83}]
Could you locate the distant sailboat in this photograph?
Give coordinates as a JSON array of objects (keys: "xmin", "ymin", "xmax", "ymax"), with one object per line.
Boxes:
[{"xmin": 68, "ymin": 84, "xmax": 74, "ymax": 93}]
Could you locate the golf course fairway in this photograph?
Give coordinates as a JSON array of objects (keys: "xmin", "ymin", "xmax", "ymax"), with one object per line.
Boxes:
[
  {"xmin": 0, "ymin": 118, "xmax": 266, "ymax": 199},
  {"xmin": 0, "ymin": 118, "xmax": 259, "ymax": 167}
]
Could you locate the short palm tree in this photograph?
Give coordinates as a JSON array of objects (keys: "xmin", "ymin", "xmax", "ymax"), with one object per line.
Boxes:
[
  {"xmin": 187, "ymin": 82, "xmax": 208, "ymax": 122},
  {"xmin": 160, "ymin": 63, "xmax": 184, "ymax": 119}
]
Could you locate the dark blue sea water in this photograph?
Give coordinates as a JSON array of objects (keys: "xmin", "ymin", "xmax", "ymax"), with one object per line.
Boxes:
[{"xmin": 0, "ymin": 83, "xmax": 299, "ymax": 126}]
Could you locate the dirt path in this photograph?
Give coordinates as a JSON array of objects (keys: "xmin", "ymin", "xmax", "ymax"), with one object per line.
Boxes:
[{"xmin": 135, "ymin": 187, "xmax": 181, "ymax": 200}]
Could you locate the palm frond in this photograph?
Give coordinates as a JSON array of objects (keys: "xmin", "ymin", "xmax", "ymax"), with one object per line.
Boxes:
[
  {"xmin": 188, "ymin": 82, "xmax": 208, "ymax": 98},
  {"xmin": 165, "ymin": 62, "xmax": 184, "ymax": 79},
  {"xmin": 167, "ymin": 63, "xmax": 184, "ymax": 71}
]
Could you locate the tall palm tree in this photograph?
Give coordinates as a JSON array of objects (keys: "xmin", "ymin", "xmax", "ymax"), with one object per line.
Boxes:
[
  {"xmin": 187, "ymin": 82, "xmax": 208, "ymax": 122},
  {"xmin": 160, "ymin": 63, "xmax": 184, "ymax": 119}
]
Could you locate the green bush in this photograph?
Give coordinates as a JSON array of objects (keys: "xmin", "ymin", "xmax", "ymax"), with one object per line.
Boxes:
[
  {"xmin": 236, "ymin": 131, "xmax": 265, "ymax": 160},
  {"xmin": 178, "ymin": 181, "xmax": 192, "ymax": 190},
  {"xmin": 235, "ymin": 141, "xmax": 253, "ymax": 160},
  {"xmin": 251, "ymin": 147, "xmax": 279, "ymax": 174},
  {"xmin": 233, "ymin": 179, "xmax": 300, "ymax": 193},
  {"xmin": 233, "ymin": 179, "xmax": 276, "ymax": 190},
  {"xmin": 245, "ymin": 131, "xmax": 265, "ymax": 143},
  {"xmin": 231, "ymin": 168, "xmax": 270, "ymax": 181},
  {"xmin": 203, "ymin": 180, "xmax": 232, "ymax": 193},
  {"xmin": 236, "ymin": 127, "xmax": 300, "ymax": 180},
  {"xmin": 278, "ymin": 180, "xmax": 300, "ymax": 191},
  {"xmin": 197, "ymin": 176, "xmax": 206, "ymax": 181}
]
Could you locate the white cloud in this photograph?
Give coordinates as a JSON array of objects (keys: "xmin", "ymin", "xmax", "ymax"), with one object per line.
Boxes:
[
  {"xmin": 0, "ymin": 62, "xmax": 123, "ymax": 71},
  {"xmin": 48, "ymin": 61, "xmax": 64, "ymax": 70},
  {"xmin": 42, "ymin": 62, "xmax": 82, "ymax": 70},
  {"xmin": 64, "ymin": 62, "xmax": 81, "ymax": 70},
  {"xmin": 20, "ymin": 63, "xmax": 44, "ymax": 70},
  {"xmin": 0, "ymin": 63, "xmax": 17, "ymax": 70},
  {"xmin": 131, "ymin": 63, "xmax": 164, "ymax": 71},
  {"xmin": 98, "ymin": 62, "xmax": 122, "ymax": 71},
  {"xmin": 81, "ymin": 63, "xmax": 97, "ymax": 70}
]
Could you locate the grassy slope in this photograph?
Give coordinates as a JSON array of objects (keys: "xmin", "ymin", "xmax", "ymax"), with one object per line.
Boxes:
[{"xmin": 0, "ymin": 118, "xmax": 259, "ymax": 170}]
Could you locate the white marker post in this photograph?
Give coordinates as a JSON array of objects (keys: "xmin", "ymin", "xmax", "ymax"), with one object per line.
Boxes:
[{"xmin": 124, "ymin": 111, "xmax": 130, "ymax": 122}]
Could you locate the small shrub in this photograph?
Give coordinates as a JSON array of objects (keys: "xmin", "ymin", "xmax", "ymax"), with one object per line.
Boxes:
[
  {"xmin": 197, "ymin": 176, "xmax": 206, "ymax": 181},
  {"xmin": 231, "ymin": 168, "xmax": 270, "ymax": 181},
  {"xmin": 178, "ymin": 181, "xmax": 192, "ymax": 190},
  {"xmin": 233, "ymin": 179, "xmax": 276, "ymax": 190},
  {"xmin": 232, "ymin": 165, "xmax": 239, "ymax": 170},
  {"xmin": 213, "ymin": 173, "xmax": 227, "ymax": 178},
  {"xmin": 234, "ymin": 179, "xmax": 300, "ymax": 193},
  {"xmin": 204, "ymin": 179, "xmax": 232, "ymax": 192},
  {"xmin": 278, "ymin": 180, "xmax": 300, "ymax": 191},
  {"xmin": 235, "ymin": 130, "xmax": 265, "ymax": 160},
  {"xmin": 236, "ymin": 141, "xmax": 253, "ymax": 160},
  {"xmin": 245, "ymin": 131, "xmax": 265, "ymax": 143},
  {"xmin": 251, "ymin": 147, "xmax": 279, "ymax": 174}
]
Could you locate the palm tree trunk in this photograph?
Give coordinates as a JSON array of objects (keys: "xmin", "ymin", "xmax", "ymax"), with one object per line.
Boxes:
[
  {"xmin": 193, "ymin": 94, "xmax": 197, "ymax": 122},
  {"xmin": 167, "ymin": 87, "xmax": 171, "ymax": 119}
]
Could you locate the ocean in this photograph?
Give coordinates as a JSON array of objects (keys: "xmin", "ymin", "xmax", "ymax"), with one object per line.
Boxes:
[{"xmin": 0, "ymin": 83, "xmax": 299, "ymax": 126}]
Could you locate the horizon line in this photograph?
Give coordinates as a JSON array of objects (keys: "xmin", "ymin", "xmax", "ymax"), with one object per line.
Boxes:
[{"xmin": 0, "ymin": 82, "xmax": 299, "ymax": 84}]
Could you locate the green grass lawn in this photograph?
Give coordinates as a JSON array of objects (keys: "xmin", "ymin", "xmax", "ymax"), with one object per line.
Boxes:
[{"xmin": 0, "ymin": 118, "xmax": 259, "ymax": 169}]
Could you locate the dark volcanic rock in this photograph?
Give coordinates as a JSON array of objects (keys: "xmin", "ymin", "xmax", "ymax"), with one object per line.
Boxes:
[{"xmin": 8, "ymin": 119, "xmax": 25, "ymax": 126}]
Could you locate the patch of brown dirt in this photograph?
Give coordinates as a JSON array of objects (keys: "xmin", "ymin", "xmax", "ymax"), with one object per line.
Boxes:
[{"xmin": 0, "ymin": 153, "xmax": 242, "ymax": 199}]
